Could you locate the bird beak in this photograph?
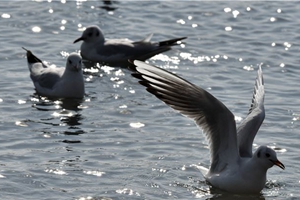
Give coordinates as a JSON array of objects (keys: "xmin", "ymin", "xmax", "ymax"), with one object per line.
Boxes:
[
  {"xmin": 73, "ymin": 65, "xmax": 80, "ymax": 72},
  {"xmin": 272, "ymin": 160, "xmax": 285, "ymax": 170},
  {"xmin": 73, "ymin": 37, "xmax": 84, "ymax": 43}
]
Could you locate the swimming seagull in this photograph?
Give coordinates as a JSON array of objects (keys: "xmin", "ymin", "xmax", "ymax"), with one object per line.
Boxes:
[
  {"xmin": 23, "ymin": 47, "xmax": 85, "ymax": 99},
  {"xmin": 131, "ymin": 60, "xmax": 285, "ymax": 194},
  {"xmin": 73, "ymin": 25, "xmax": 186, "ymax": 67}
]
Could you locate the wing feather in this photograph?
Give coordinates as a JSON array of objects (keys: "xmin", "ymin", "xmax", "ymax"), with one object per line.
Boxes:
[
  {"xmin": 132, "ymin": 60, "xmax": 239, "ymax": 173},
  {"xmin": 237, "ymin": 65, "xmax": 265, "ymax": 157}
]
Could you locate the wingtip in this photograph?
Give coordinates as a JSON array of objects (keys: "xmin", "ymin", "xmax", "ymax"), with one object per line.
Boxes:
[
  {"xmin": 248, "ymin": 63, "xmax": 265, "ymax": 114},
  {"xmin": 158, "ymin": 36, "xmax": 187, "ymax": 46},
  {"xmin": 22, "ymin": 47, "xmax": 42, "ymax": 64},
  {"xmin": 258, "ymin": 63, "xmax": 263, "ymax": 73},
  {"xmin": 181, "ymin": 36, "xmax": 188, "ymax": 40},
  {"xmin": 22, "ymin": 47, "xmax": 29, "ymax": 52},
  {"xmin": 22, "ymin": 47, "xmax": 32, "ymax": 56},
  {"xmin": 257, "ymin": 63, "xmax": 264, "ymax": 86},
  {"xmin": 22, "ymin": 47, "xmax": 33, "ymax": 59}
]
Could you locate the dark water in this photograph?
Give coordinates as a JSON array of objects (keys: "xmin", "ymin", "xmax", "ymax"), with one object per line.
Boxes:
[{"xmin": 0, "ymin": 1, "xmax": 299, "ymax": 199}]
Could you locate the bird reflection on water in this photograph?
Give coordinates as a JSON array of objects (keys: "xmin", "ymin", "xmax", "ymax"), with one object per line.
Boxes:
[
  {"xmin": 99, "ymin": 0, "xmax": 118, "ymax": 11},
  {"xmin": 30, "ymin": 94, "xmax": 86, "ymax": 137}
]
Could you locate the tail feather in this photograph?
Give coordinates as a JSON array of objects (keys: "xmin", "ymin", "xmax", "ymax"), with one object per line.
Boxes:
[
  {"xmin": 158, "ymin": 37, "xmax": 187, "ymax": 46},
  {"xmin": 22, "ymin": 47, "xmax": 43, "ymax": 64}
]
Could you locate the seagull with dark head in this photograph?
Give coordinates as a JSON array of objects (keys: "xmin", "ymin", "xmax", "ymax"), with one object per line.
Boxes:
[{"xmin": 73, "ymin": 25, "xmax": 186, "ymax": 67}]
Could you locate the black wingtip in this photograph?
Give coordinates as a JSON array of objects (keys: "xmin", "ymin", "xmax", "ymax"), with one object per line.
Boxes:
[
  {"xmin": 159, "ymin": 36, "xmax": 187, "ymax": 46},
  {"xmin": 22, "ymin": 47, "xmax": 43, "ymax": 64},
  {"xmin": 22, "ymin": 47, "xmax": 29, "ymax": 52},
  {"xmin": 22, "ymin": 46, "xmax": 32, "ymax": 57}
]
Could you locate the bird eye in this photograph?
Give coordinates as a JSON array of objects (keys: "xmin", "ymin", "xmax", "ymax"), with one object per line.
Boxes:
[
  {"xmin": 96, "ymin": 31, "xmax": 99, "ymax": 37},
  {"xmin": 68, "ymin": 60, "xmax": 72, "ymax": 64},
  {"xmin": 88, "ymin": 32, "xmax": 93, "ymax": 37},
  {"xmin": 266, "ymin": 153, "xmax": 270, "ymax": 158}
]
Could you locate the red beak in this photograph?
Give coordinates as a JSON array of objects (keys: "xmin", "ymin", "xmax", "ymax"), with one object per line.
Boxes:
[{"xmin": 272, "ymin": 160, "xmax": 285, "ymax": 170}]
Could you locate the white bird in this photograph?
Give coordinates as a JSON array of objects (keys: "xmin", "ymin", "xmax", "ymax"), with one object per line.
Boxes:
[
  {"xmin": 73, "ymin": 25, "xmax": 186, "ymax": 67},
  {"xmin": 23, "ymin": 47, "xmax": 85, "ymax": 99},
  {"xmin": 131, "ymin": 60, "xmax": 285, "ymax": 194}
]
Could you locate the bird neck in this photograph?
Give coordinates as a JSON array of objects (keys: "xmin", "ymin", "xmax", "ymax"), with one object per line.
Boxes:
[{"xmin": 245, "ymin": 156, "xmax": 268, "ymax": 178}]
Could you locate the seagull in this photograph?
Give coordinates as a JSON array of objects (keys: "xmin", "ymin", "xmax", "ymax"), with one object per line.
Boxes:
[
  {"xmin": 131, "ymin": 60, "xmax": 285, "ymax": 194},
  {"xmin": 73, "ymin": 25, "xmax": 186, "ymax": 67},
  {"xmin": 23, "ymin": 47, "xmax": 85, "ymax": 99}
]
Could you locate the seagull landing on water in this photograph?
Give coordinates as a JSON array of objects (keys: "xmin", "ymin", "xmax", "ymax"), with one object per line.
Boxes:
[
  {"xmin": 130, "ymin": 60, "xmax": 285, "ymax": 194},
  {"xmin": 73, "ymin": 25, "xmax": 186, "ymax": 67},
  {"xmin": 23, "ymin": 47, "xmax": 85, "ymax": 99}
]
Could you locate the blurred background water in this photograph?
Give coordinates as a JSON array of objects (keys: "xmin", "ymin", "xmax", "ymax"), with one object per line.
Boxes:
[{"xmin": 0, "ymin": 1, "xmax": 299, "ymax": 199}]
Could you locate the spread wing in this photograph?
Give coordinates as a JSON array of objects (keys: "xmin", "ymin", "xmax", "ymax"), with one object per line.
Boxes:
[
  {"xmin": 237, "ymin": 65, "xmax": 265, "ymax": 157},
  {"xmin": 131, "ymin": 60, "xmax": 239, "ymax": 173}
]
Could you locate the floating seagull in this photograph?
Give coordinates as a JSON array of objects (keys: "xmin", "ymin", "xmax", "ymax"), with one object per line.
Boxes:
[
  {"xmin": 131, "ymin": 60, "xmax": 285, "ymax": 194},
  {"xmin": 73, "ymin": 25, "xmax": 186, "ymax": 67},
  {"xmin": 23, "ymin": 47, "xmax": 85, "ymax": 98}
]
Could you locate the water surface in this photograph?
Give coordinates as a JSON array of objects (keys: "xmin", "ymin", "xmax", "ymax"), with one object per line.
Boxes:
[{"xmin": 0, "ymin": 1, "xmax": 299, "ymax": 199}]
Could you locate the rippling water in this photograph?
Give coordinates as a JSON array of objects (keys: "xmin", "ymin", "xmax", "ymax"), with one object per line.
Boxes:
[{"xmin": 0, "ymin": 1, "xmax": 299, "ymax": 199}]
